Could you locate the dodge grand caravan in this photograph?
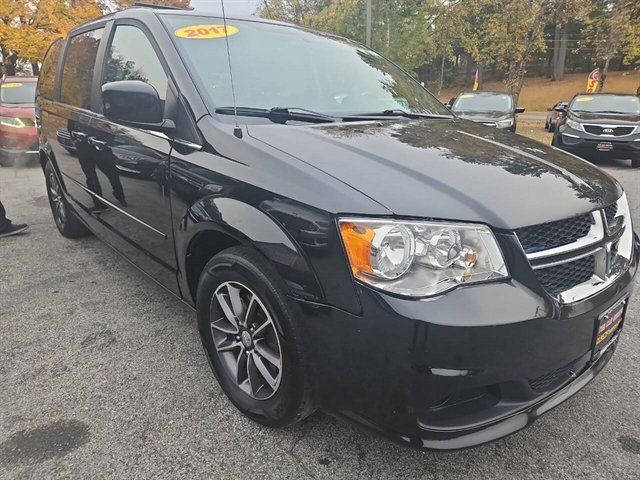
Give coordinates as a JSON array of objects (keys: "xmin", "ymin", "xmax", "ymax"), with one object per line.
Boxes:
[{"xmin": 36, "ymin": 6, "xmax": 638, "ymax": 450}]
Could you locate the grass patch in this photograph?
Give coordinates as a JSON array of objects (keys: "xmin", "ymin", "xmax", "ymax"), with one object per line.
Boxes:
[{"xmin": 517, "ymin": 119, "xmax": 553, "ymax": 145}]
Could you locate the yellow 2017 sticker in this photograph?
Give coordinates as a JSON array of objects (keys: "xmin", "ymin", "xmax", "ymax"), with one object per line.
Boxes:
[
  {"xmin": 1, "ymin": 82, "xmax": 23, "ymax": 88},
  {"xmin": 575, "ymin": 96, "xmax": 594, "ymax": 102},
  {"xmin": 175, "ymin": 24, "xmax": 238, "ymax": 39}
]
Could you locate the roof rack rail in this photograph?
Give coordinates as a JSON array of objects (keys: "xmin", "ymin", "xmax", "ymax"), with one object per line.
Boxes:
[{"xmin": 132, "ymin": 2, "xmax": 193, "ymax": 10}]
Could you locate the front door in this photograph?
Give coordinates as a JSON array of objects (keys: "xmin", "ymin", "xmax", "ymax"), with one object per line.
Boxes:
[{"xmin": 85, "ymin": 23, "xmax": 178, "ymax": 292}]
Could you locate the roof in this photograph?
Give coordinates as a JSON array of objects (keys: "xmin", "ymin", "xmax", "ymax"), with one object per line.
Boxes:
[
  {"xmin": 2, "ymin": 76, "xmax": 38, "ymax": 83},
  {"xmin": 573, "ymin": 92, "xmax": 638, "ymax": 97}
]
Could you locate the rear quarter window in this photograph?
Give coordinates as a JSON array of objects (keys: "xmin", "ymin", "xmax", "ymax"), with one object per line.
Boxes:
[{"xmin": 38, "ymin": 39, "xmax": 63, "ymax": 100}]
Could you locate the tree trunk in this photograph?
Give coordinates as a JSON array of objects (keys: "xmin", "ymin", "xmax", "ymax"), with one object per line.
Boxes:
[
  {"xmin": 551, "ymin": 17, "xmax": 561, "ymax": 80},
  {"xmin": 599, "ymin": 57, "xmax": 611, "ymax": 92},
  {"xmin": 555, "ymin": 26, "xmax": 568, "ymax": 81},
  {"xmin": 31, "ymin": 62, "xmax": 40, "ymax": 76},
  {"xmin": 464, "ymin": 53, "xmax": 473, "ymax": 86},
  {"xmin": 508, "ymin": 4, "xmax": 548, "ymax": 104},
  {"xmin": 477, "ymin": 64, "xmax": 483, "ymax": 90},
  {"xmin": 438, "ymin": 55, "xmax": 445, "ymax": 95},
  {"xmin": 4, "ymin": 52, "xmax": 17, "ymax": 76}
]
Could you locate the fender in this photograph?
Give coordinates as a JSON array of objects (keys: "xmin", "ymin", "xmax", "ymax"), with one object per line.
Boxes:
[{"xmin": 176, "ymin": 196, "xmax": 325, "ymax": 307}]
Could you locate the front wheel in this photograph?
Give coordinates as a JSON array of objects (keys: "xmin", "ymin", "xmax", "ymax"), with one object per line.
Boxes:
[
  {"xmin": 196, "ymin": 246, "xmax": 315, "ymax": 427},
  {"xmin": 44, "ymin": 160, "xmax": 90, "ymax": 238}
]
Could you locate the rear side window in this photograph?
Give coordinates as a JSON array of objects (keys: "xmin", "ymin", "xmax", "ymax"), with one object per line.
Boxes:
[
  {"xmin": 60, "ymin": 28, "xmax": 104, "ymax": 109},
  {"xmin": 38, "ymin": 39, "xmax": 63, "ymax": 100},
  {"xmin": 103, "ymin": 25, "xmax": 168, "ymax": 101}
]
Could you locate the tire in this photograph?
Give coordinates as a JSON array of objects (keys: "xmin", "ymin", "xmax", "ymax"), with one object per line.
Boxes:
[
  {"xmin": 196, "ymin": 246, "xmax": 315, "ymax": 427},
  {"xmin": 44, "ymin": 160, "xmax": 90, "ymax": 238},
  {"xmin": 632, "ymin": 157, "xmax": 640, "ymax": 168}
]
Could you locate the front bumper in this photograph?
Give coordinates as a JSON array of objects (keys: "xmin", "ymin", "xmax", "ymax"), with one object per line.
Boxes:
[
  {"xmin": 557, "ymin": 125, "xmax": 640, "ymax": 159},
  {"xmin": 294, "ymin": 234, "xmax": 638, "ymax": 450}
]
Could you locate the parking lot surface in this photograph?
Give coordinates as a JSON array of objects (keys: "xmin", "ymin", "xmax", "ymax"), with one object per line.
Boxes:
[{"xmin": 1, "ymin": 160, "xmax": 639, "ymax": 479}]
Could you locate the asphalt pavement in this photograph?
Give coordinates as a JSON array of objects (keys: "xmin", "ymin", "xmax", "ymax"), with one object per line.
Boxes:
[{"xmin": 1, "ymin": 157, "xmax": 639, "ymax": 479}]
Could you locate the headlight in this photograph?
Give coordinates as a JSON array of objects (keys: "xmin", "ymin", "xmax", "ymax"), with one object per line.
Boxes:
[
  {"xmin": 496, "ymin": 118, "xmax": 514, "ymax": 128},
  {"xmin": 0, "ymin": 116, "xmax": 27, "ymax": 128},
  {"xmin": 565, "ymin": 118, "xmax": 583, "ymax": 131},
  {"xmin": 338, "ymin": 218, "xmax": 508, "ymax": 297}
]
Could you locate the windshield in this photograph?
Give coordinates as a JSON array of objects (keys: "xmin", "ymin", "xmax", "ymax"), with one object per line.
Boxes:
[
  {"xmin": 569, "ymin": 95, "xmax": 640, "ymax": 114},
  {"xmin": 0, "ymin": 81, "xmax": 36, "ymax": 104},
  {"xmin": 452, "ymin": 93, "xmax": 513, "ymax": 113},
  {"xmin": 162, "ymin": 16, "xmax": 449, "ymax": 117}
]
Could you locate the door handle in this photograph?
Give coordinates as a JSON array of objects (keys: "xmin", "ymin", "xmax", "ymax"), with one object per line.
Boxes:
[
  {"xmin": 88, "ymin": 137, "xmax": 107, "ymax": 151},
  {"xmin": 71, "ymin": 131, "xmax": 88, "ymax": 142}
]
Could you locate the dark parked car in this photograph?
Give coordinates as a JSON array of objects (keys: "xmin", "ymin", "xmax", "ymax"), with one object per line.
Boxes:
[
  {"xmin": 0, "ymin": 76, "xmax": 38, "ymax": 164},
  {"xmin": 552, "ymin": 93, "xmax": 640, "ymax": 168},
  {"xmin": 545, "ymin": 101, "xmax": 568, "ymax": 131},
  {"xmin": 37, "ymin": 6, "xmax": 638, "ymax": 450},
  {"xmin": 447, "ymin": 91, "xmax": 525, "ymax": 132}
]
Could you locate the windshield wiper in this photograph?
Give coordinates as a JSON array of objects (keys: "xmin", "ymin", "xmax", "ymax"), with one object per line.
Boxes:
[
  {"xmin": 215, "ymin": 106, "xmax": 336, "ymax": 124},
  {"xmin": 350, "ymin": 109, "xmax": 453, "ymax": 120}
]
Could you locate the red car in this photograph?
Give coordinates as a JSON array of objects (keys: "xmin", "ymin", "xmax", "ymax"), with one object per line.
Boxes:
[{"xmin": 0, "ymin": 76, "xmax": 38, "ymax": 164}]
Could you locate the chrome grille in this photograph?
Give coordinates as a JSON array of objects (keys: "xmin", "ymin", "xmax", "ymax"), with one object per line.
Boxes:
[
  {"xmin": 515, "ymin": 214, "xmax": 592, "ymax": 254},
  {"xmin": 604, "ymin": 203, "xmax": 618, "ymax": 224},
  {"xmin": 536, "ymin": 255, "xmax": 596, "ymax": 297},
  {"xmin": 518, "ymin": 195, "xmax": 633, "ymax": 303}
]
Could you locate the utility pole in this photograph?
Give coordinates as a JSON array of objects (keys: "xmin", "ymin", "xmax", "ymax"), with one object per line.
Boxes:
[{"xmin": 366, "ymin": 0, "xmax": 372, "ymax": 47}]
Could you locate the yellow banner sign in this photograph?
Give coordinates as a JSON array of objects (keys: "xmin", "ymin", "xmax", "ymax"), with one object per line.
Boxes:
[{"xmin": 586, "ymin": 68, "xmax": 601, "ymax": 93}]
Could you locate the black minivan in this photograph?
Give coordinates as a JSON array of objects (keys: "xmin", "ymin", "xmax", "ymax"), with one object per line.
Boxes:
[{"xmin": 37, "ymin": 6, "xmax": 637, "ymax": 450}]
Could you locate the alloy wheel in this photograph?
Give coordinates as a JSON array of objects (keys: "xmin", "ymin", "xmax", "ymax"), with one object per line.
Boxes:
[
  {"xmin": 209, "ymin": 281, "xmax": 283, "ymax": 400},
  {"xmin": 48, "ymin": 171, "xmax": 67, "ymax": 227}
]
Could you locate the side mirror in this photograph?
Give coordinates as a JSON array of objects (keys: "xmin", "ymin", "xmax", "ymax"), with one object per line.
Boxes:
[
  {"xmin": 515, "ymin": 107, "xmax": 525, "ymax": 114},
  {"xmin": 445, "ymin": 102, "xmax": 452, "ymax": 109},
  {"xmin": 102, "ymin": 80, "xmax": 173, "ymax": 132},
  {"xmin": 554, "ymin": 105, "xmax": 566, "ymax": 112}
]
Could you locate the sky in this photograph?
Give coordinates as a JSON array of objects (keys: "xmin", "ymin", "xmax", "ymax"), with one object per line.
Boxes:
[{"xmin": 190, "ymin": 0, "xmax": 261, "ymax": 16}]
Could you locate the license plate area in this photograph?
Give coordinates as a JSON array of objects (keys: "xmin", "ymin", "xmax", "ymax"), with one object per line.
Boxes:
[
  {"xmin": 595, "ymin": 141, "xmax": 614, "ymax": 152},
  {"xmin": 593, "ymin": 298, "xmax": 626, "ymax": 359}
]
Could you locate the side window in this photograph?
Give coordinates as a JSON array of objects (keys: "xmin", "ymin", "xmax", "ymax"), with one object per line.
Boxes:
[
  {"xmin": 102, "ymin": 25, "xmax": 168, "ymax": 101},
  {"xmin": 38, "ymin": 39, "xmax": 63, "ymax": 100},
  {"xmin": 60, "ymin": 28, "xmax": 104, "ymax": 109}
]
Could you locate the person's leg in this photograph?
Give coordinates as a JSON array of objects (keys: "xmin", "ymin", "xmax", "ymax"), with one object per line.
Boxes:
[
  {"xmin": 0, "ymin": 199, "xmax": 29, "ymax": 238},
  {"xmin": 0, "ymin": 199, "xmax": 10, "ymax": 230}
]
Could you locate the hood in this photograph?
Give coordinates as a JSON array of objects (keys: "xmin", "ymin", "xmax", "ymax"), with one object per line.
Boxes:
[
  {"xmin": 0, "ymin": 103, "xmax": 36, "ymax": 118},
  {"xmin": 247, "ymin": 119, "xmax": 621, "ymax": 230},
  {"xmin": 570, "ymin": 111, "xmax": 640, "ymax": 125}
]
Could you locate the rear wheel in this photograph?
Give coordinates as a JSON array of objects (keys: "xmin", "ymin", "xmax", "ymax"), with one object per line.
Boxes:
[
  {"xmin": 196, "ymin": 246, "xmax": 315, "ymax": 427},
  {"xmin": 632, "ymin": 157, "xmax": 640, "ymax": 168},
  {"xmin": 44, "ymin": 161, "xmax": 90, "ymax": 238}
]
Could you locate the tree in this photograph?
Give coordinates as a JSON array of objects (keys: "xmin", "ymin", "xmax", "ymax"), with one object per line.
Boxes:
[
  {"xmin": 0, "ymin": 0, "xmax": 103, "ymax": 75},
  {"xmin": 579, "ymin": 0, "xmax": 639, "ymax": 90}
]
